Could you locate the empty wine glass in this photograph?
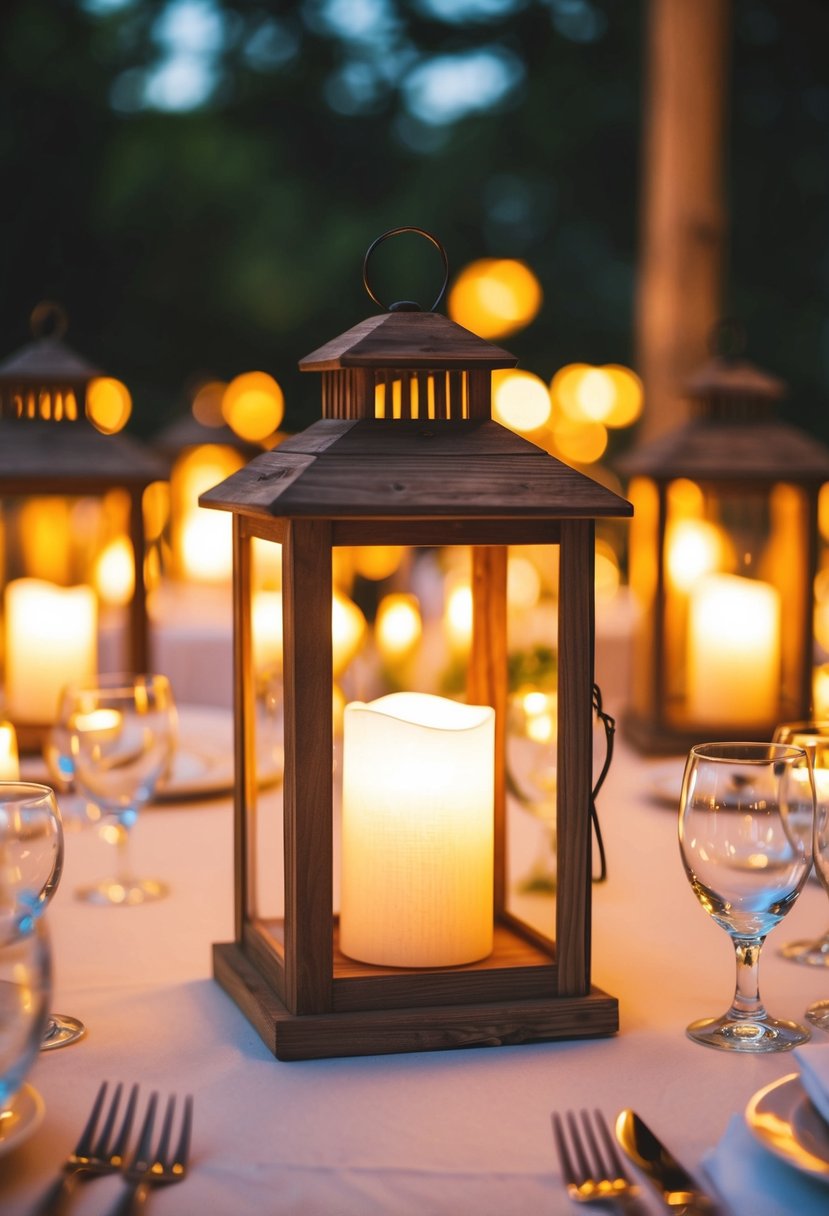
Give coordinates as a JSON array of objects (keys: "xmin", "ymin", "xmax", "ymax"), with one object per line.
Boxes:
[
  {"xmin": 679, "ymin": 741, "xmax": 814, "ymax": 1053},
  {"xmin": 65, "ymin": 674, "xmax": 177, "ymax": 906},
  {"xmin": 0, "ymin": 782, "xmax": 83, "ymax": 1049},
  {"xmin": 773, "ymin": 720, "xmax": 829, "ymax": 966}
]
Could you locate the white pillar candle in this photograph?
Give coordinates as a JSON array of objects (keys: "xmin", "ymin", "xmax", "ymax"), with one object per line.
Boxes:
[
  {"xmin": 4, "ymin": 579, "xmax": 98, "ymax": 724},
  {"xmin": 0, "ymin": 722, "xmax": 19, "ymax": 779},
  {"xmin": 687, "ymin": 573, "xmax": 780, "ymax": 726},
  {"xmin": 340, "ymin": 691, "xmax": 494, "ymax": 968}
]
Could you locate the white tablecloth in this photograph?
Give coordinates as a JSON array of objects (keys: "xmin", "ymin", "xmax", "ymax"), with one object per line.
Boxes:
[{"xmin": 2, "ymin": 729, "xmax": 828, "ymax": 1215}]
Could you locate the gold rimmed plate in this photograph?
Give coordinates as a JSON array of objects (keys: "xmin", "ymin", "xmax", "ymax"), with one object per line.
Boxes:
[
  {"xmin": 746, "ymin": 1073, "xmax": 829, "ymax": 1182},
  {"xmin": 0, "ymin": 1083, "xmax": 45, "ymax": 1157}
]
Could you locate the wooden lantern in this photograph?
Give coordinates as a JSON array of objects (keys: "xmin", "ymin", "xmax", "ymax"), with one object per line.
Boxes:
[
  {"xmin": 201, "ymin": 230, "xmax": 632, "ymax": 1060},
  {"xmin": 620, "ymin": 343, "xmax": 829, "ymax": 753},
  {"xmin": 0, "ymin": 303, "xmax": 167, "ymax": 747}
]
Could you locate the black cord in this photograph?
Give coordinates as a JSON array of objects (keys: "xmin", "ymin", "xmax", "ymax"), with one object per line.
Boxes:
[{"xmin": 590, "ymin": 683, "xmax": 615, "ymax": 884}]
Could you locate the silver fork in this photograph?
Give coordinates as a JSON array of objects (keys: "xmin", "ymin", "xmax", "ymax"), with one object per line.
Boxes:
[
  {"xmin": 552, "ymin": 1109, "xmax": 648, "ymax": 1213},
  {"xmin": 33, "ymin": 1081, "xmax": 139, "ymax": 1215},
  {"xmin": 107, "ymin": 1090, "xmax": 193, "ymax": 1215}
]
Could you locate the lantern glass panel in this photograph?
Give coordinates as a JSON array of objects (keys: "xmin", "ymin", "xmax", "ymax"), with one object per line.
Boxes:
[
  {"xmin": 0, "ymin": 489, "xmax": 143, "ymax": 709},
  {"xmin": 661, "ymin": 478, "xmax": 807, "ymax": 730},
  {"xmin": 815, "ymin": 484, "xmax": 829, "ymax": 715}
]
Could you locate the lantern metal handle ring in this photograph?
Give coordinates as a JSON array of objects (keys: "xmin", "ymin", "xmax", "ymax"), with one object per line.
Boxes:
[
  {"xmin": 362, "ymin": 227, "xmax": 449, "ymax": 314},
  {"xmin": 30, "ymin": 300, "xmax": 69, "ymax": 340}
]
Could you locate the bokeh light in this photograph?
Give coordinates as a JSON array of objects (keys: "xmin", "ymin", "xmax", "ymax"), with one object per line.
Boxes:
[
  {"xmin": 550, "ymin": 415, "xmax": 608, "ymax": 464},
  {"xmin": 94, "ymin": 536, "xmax": 135, "ymax": 606},
  {"xmin": 666, "ymin": 520, "xmax": 724, "ymax": 593},
  {"xmin": 594, "ymin": 538, "xmax": 621, "ymax": 602},
  {"xmin": 375, "ymin": 593, "xmax": 423, "ymax": 663},
  {"xmin": 332, "ymin": 590, "xmax": 366, "ymax": 677},
  {"xmin": 550, "ymin": 363, "xmax": 643, "ymax": 429},
  {"xmin": 191, "ymin": 380, "xmax": 227, "ymax": 428},
  {"xmin": 492, "ymin": 369, "xmax": 551, "ymax": 433},
  {"xmin": 222, "ymin": 371, "xmax": 285, "ymax": 443},
  {"xmin": 448, "ymin": 258, "xmax": 542, "ymax": 340},
  {"xmin": 87, "ymin": 377, "xmax": 132, "ymax": 434},
  {"xmin": 353, "ymin": 546, "xmax": 407, "ymax": 581}
]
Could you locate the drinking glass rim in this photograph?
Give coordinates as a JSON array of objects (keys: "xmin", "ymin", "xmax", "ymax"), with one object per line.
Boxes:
[
  {"xmin": 690, "ymin": 741, "xmax": 809, "ymax": 765},
  {"xmin": 0, "ymin": 781, "xmax": 59, "ymax": 806},
  {"xmin": 61, "ymin": 673, "xmax": 172, "ymax": 699}
]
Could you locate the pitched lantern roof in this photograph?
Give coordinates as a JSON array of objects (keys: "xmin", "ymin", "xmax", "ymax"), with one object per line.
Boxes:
[{"xmin": 200, "ymin": 417, "xmax": 632, "ymax": 521}]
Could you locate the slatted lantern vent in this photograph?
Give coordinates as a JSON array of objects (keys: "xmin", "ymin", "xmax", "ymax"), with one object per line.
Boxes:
[
  {"xmin": 201, "ymin": 229, "xmax": 632, "ymax": 1060},
  {"xmin": 620, "ymin": 323, "xmax": 829, "ymax": 754},
  {"xmin": 0, "ymin": 302, "xmax": 167, "ymax": 747}
]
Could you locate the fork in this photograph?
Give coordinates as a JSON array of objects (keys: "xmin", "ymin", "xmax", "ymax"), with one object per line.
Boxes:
[
  {"xmin": 552, "ymin": 1108, "xmax": 648, "ymax": 1213},
  {"xmin": 33, "ymin": 1081, "xmax": 139, "ymax": 1216},
  {"xmin": 107, "ymin": 1090, "xmax": 193, "ymax": 1215}
]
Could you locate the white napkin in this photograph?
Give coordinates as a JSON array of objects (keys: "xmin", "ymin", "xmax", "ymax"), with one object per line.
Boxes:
[
  {"xmin": 702, "ymin": 1114, "xmax": 829, "ymax": 1216},
  {"xmin": 795, "ymin": 1043, "xmax": 829, "ymax": 1126}
]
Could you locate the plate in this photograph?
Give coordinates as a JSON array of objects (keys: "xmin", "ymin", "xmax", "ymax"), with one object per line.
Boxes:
[
  {"xmin": 156, "ymin": 705, "xmax": 283, "ymax": 801},
  {"xmin": 645, "ymin": 759, "xmax": 686, "ymax": 808},
  {"xmin": 746, "ymin": 1073, "xmax": 829, "ymax": 1182},
  {"xmin": 0, "ymin": 1083, "xmax": 45, "ymax": 1157},
  {"xmin": 20, "ymin": 705, "xmax": 284, "ymax": 803}
]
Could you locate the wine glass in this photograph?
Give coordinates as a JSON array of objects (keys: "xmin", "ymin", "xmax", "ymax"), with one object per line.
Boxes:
[
  {"xmin": 0, "ymin": 782, "xmax": 83, "ymax": 1049},
  {"xmin": 678, "ymin": 741, "xmax": 814, "ymax": 1052},
  {"xmin": 65, "ymin": 674, "xmax": 177, "ymax": 906},
  {"xmin": 773, "ymin": 720, "xmax": 829, "ymax": 967}
]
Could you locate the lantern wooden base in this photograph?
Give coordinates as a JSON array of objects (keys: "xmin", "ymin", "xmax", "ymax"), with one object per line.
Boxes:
[{"xmin": 213, "ymin": 941, "xmax": 619, "ymax": 1061}]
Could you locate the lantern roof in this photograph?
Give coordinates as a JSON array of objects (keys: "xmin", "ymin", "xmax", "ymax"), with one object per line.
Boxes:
[
  {"xmin": 685, "ymin": 354, "xmax": 786, "ymax": 402},
  {"xmin": 0, "ymin": 416, "xmax": 168, "ymax": 490},
  {"xmin": 0, "ymin": 332, "xmax": 102, "ymax": 386},
  {"xmin": 619, "ymin": 349, "xmax": 829, "ymax": 484},
  {"xmin": 200, "ymin": 418, "xmax": 632, "ymax": 521},
  {"xmin": 299, "ymin": 311, "xmax": 517, "ymax": 372}
]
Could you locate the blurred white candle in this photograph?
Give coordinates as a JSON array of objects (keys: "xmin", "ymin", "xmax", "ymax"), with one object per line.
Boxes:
[
  {"xmin": 4, "ymin": 579, "xmax": 97, "ymax": 723},
  {"xmin": 0, "ymin": 722, "xmax": 19, "ymax": 779},
  {"xmin": 687, "ymin": 573, "xmax": 780, "ymax": 725},
  {"xmin": 340, "ymin": 691, "xmax": 494, "ymax": 968},
  {"xmin": 252, "ymin": 590, "xmax": 283, "ymax": 672}
]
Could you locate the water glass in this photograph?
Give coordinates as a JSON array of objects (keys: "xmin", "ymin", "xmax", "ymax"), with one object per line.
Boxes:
[{"xmin": 679, "ymin": 742, "xmax": 814, "ymax": 1052}]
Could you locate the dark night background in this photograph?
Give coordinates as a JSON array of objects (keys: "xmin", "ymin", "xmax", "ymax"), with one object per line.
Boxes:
[{"xmin": 1, "ymin": 0, "xmax": 827, "ymax": 448}]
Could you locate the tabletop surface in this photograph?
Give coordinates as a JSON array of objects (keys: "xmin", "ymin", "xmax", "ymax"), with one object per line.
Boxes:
[{"xmin": 2, "ymin": 724, "xmax": 829, "ymax": 1215}]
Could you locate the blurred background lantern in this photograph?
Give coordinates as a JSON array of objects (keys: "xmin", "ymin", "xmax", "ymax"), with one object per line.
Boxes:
[
  {"xmin": 201, "ymin": 229, "xmax": 631, "ymax": 1060},
  {"xmin": 0, "ymin": 302, "xmax": 167, "ymax": 747},
  {"xmin": 620, "ymin": 325, "xmax": 829, "ymax": 753}
]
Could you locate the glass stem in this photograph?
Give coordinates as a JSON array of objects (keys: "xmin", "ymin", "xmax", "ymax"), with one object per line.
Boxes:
[
  {"xmin": 730, "ymin": 936, "xmax": 767, "ymax": 1021},
  {"xmin": 114, "ymin": 823, "xmax": 133, "ymax": 888}
]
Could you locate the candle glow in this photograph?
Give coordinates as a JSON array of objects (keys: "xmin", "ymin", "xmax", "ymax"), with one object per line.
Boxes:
[{"xmin": 340, "ymin": 692, "xmax": 494, "ymax": 968}]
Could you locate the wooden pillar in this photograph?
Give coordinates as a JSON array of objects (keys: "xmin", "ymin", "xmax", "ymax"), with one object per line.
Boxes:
[{"xmin": 636, "ymin": 0, "xmax": 731, "ymax": 441}]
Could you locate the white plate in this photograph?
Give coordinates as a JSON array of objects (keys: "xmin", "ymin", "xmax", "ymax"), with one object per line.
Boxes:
[
  {"xmin": 0, "ymin": 1083, "xmax": 45, "ymax": 1157},
  {"xmin": 20, "ymin": 705, "xmax": 283, "ymax": 803},
  {"xmin": 156, "ymin": 705, "xmax": 283, "ymax": 801},
  {"xmin": 645, "ymin": 759, "xmax": 686, "ymax": 808},
  {"xmin": 746, "ymin": 1073, "xmax": 829, "ymax": 1183}
]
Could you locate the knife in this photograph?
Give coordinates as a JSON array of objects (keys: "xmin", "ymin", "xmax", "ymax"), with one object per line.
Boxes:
[{"xmin": 616, "ymin": 1109, "xmax": 722, "ymax": 1214}]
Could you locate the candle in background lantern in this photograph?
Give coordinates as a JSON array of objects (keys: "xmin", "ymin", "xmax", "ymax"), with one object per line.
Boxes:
[
  {"xmin": 340, "ymin": 691, "xmax": 494, "ymax": 968},
  {"xmin": 4, "ymin": 579, "xmax": 97, "ymax": 724},
  {"xmin": 0, "ymin": 722, "xmax": 19, "ymax": 779},
  {"xmin": 687, "ymin": 573, "xmax": 780, "ymax": 725}
]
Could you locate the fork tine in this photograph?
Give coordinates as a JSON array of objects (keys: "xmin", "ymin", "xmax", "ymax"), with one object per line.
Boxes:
[
  {"xmin": 109, "ymin": 1083, "xmax": 139, "ymax": 1162},
  {"xmin": 566, "ymin": 1110, "xmax": 593, "ymax": 1180},
  {"xmin": 551, "ymin": 1112, "xmax": 577, "ymax": 1186},
  {"xmin": 154, "ymin": 1095, "xmax": 176, "ymax": 1167},
  {"xmin": 130, "ymin": 1092, "xmax": 159, "ymax": 1172},
  {"xmin": 74, "ymin": 1081, "xmax": 109, "ymax": 1156},
  {"xmin": 172, "ymin": 1096, "xmax": 193, "ymax": 1175},
  {"xmin": 593, "ymin": 1108, "xmax": 630, "ymax": 1180},
  {"xmin": 91, "ymin": 1082, "xmax": 123, "ymax": 1157}
]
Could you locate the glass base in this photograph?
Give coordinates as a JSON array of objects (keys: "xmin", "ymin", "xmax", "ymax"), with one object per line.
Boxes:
[
  {"xmin": 41, "ymin": 1013, "xmax": 86, "ymax": 1051},
  {"xmin": 75, "ymin": 877, "xmax": 169, "ymax": 906},
  {"xmin": 806, "ymin": 1000, "xmax": 829, "ymax": 1031},
  {"xmin": 687, "ymin": 1012, "xmax": 811, "ymax": 1053},
  {"xmin": 780, "ymin": 936, "xmax": 829, "ymax": 967}
]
